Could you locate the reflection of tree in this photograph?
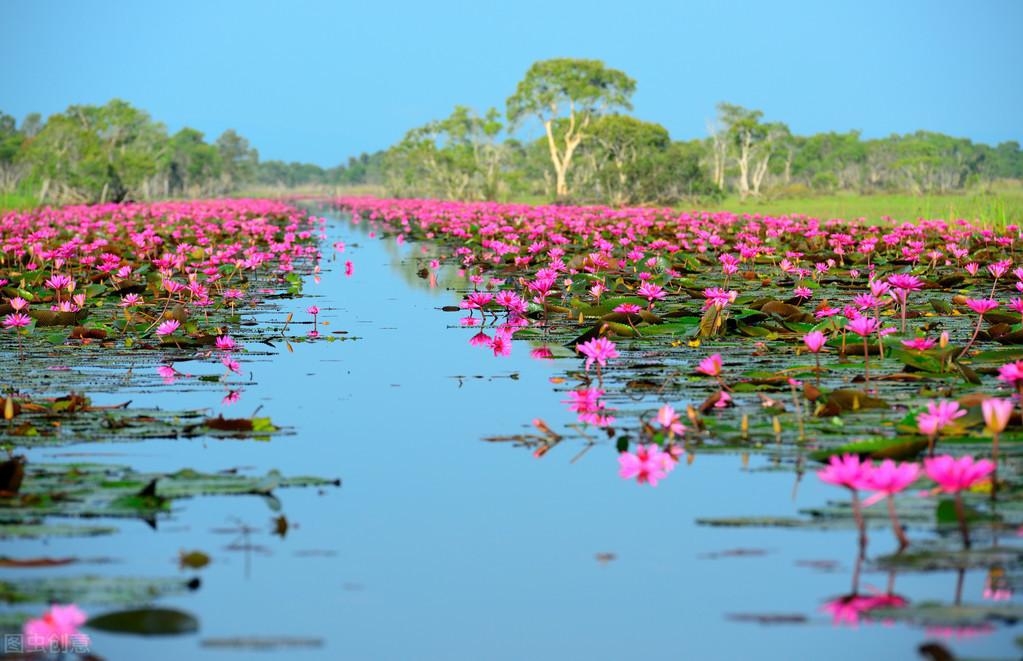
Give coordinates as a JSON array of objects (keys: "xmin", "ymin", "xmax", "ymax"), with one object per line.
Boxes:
[{"xmin": 331, "ymin": 210, "xmax": 468, "ymax": 300}]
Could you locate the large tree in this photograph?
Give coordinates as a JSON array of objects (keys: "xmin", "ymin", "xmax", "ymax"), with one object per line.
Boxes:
[{"xmin": 506, "ymin": 58, "xmax": 635, "ymax": 199}]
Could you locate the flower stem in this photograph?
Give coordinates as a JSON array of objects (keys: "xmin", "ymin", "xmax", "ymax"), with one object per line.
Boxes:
[{"xmin": 886, "ymin": 494, "xmax": 909, "ymax": 550}]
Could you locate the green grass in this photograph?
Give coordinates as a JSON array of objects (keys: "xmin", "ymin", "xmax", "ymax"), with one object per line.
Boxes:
[
  {"xmin": 8, "ymin": 184, "xmax": 1023, "ymax": 229},
  {"xmin": 509, "ymin": 184, "xmax": 1023, "ymax": 229},
  {"xmin": 0, "ymin": 192, "xmax": 39, "ymax": 211},
  {"xmin": 713, "ymin": 188, "xmax": 1023, "ymax": 228}
]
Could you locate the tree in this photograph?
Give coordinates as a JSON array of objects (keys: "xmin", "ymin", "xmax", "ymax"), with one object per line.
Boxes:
[
  {"xmin": 160, "ymin": 128, "xmax": 222, "ymax": 196},
  {"xmin": 22, "ymin": 99, "xmax": 165, "ymax": 203},
  {"xmin": 585, "ymin": 115, "xmax": 669, "ymax": 205},
  {"xmin": 0, "ymin": 112, "xmax": 26, "ymax": 193},
  {"xmin": 215, "ymin": 129, "xmax": 258, "ymax": 189},
  {"xmin": 506, "ymin": 58, "xmax": 635, "ymax": 199},
  {"xmin": 384, "ymin": 106, "xmax": 507, "ymax": 200},
  {"xmin": 714, "ymin": 103, "xmax": 787, "ymax": 200}
]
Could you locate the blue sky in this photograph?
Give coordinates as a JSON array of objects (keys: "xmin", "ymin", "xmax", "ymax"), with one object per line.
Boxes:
[{"xmin": 2, "ymin": 0, "xmax": 1021, "ymax": 166}]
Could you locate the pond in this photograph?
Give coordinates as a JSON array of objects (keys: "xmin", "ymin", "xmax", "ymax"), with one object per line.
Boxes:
[{"xmin": 1, "ymin": 201, "xmax": 1021, "ymax": 659}]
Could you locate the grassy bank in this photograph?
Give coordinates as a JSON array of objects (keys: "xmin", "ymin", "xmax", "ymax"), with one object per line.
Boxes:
[
  {"xmin": 0, "ymin": 192, "xmax": 39, "ymax": 211},
  {"xmin": 6, "ymin": 186, "xmax": 1022, "ymax": 228},
  {"xmin": 713, "ymin": 187, "xmax": 1023, "ymax": 227}
]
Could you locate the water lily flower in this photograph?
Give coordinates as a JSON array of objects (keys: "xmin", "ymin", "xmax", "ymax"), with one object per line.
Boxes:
[
  {"xmin": 577, "ymin": 337, "xmax": 619, "ymax": 371},
  {"xmin": 215, "ymin": 335, "xmax": 236, "ymax": 350},
  {"xmin": 696, "ymin": 354, "xmax": 722, "ymax": 377},
  {"xmin": 901, "ymin": 337, "xmax": 935, "ymax": 351},
  {"xmin": 925, "ymin": 454, "xmax": 995, "ymax": 548},
  {"xmin": 983, "ymin": 397, "xmax": 1014, "ymax": 485},
  {"xmin": 9, "ymin": 296, "xmax": 28, "ymax": 311},
  {"xmin": 156, "ymin": 319, "xmax": 181, "ymax": 336},
  {"xmin": 962, "ymin": 298, "xmax": 1000, "ymax": 353},
  {"xmin": 982, "ymin": 397, "xmax": 1013, "ymax": 434},
  {"xmin": 2, "ymin": 312, "xmax": 31, "ymax": 329}
]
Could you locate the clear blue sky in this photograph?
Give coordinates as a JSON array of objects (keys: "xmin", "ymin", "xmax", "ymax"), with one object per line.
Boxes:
[{"xmin": 2, "ymin": 0, "xmax": 1021, "ymax": 166}]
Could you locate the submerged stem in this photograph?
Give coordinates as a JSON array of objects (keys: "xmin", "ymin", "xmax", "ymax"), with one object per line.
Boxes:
[{"xmin": 953, "ymin": 492, "xmax": 971, "ymax": 549}]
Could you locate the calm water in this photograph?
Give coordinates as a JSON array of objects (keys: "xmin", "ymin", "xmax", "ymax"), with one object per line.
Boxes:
[{"xmin": 4, "ymin": 208, "xmax": 1018, "ymax": 660}]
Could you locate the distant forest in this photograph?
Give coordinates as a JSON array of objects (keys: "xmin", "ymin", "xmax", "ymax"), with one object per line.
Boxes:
[{"xmin": 3, "ymin": 61, "xmax": 1022, "ymax": 206}]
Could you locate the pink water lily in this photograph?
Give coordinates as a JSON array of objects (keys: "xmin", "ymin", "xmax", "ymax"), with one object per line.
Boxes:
[
  {"xmin": 156, "ymin": 319, "xmax": 181, "ymax": 336},
  {"xmin": 696, "ymin": 353, "xmax": 722, "ymax": 377},
  {"xmin": 577, "ymin": 337, "xmax": 619, "ymax": 371}
]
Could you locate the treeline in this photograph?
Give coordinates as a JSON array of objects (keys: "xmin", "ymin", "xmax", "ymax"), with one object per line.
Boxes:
[
  {"xmin": 4, "ymin": 64, "xmax": 1023, "ymax": 207},
  {"xmin": 0, "ymin": 100, "xmax": 374, "ymax": 204},
  {"xmin": 377, "ymin": 59, "xmax": 1023, "ymax": 205}
]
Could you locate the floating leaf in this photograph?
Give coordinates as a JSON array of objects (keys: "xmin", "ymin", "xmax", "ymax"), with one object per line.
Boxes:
[{"xmin": 87, "ymin": 608, "xmax": 199, "ymax": 636}]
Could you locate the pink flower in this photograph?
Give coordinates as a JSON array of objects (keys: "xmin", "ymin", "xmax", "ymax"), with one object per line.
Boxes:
[
  {"xmin": 9, "ymin": 296, "xmax": 28, "ymax": 311},
  {"xmin": 618, "ymin": 444, "xmax": 675, "ymax": 486},
  {"xmin": 156, "ymin": 319, "xmax": 181, "ymax": 336},
  {"xmin": 925, "ymin": 399, "xmax": 967, "ymax": 429},
  {"xmin": 901, "ymin": 337, "xmax": 936, "ymax": 351},
  {"xmin": 846, "ymin": 316, "xmax": 880, "ymax": 337},
  {"xmin": 965, "ymin": 298, "xmax": 999, "ymax": 314},
  {"xmin": 924, "ymin": 455, "xmax": 995, "ymax": 493},
  {"xmin": 887, "ymin": 274, "xmax": 924, "ymax": 291},
  {"xmin": 794, "ymin": 286, "xmax": 813, "ymax": 299},
  {"xmin": 613, "ymin": 303, "xmax": 643, "ymax": 314},
  {"xmin": 577, "ymin": 337, "xmax": 619, "ymax": 370},
  {"xmin": 345, "ymin": 260, "xmax": 354, "ymax": 276},
  {"xmin": 23, "ymin": 604, "xmax": 89, "ymax": 651},
  {"xmin": 307, "ymin": 305, "xmax": 320, "ymax": 315},
  {"xmin": 714, "ymin": 390, "xmax": 732, "ymax": 408},
  {"xmin": 861, "ymin": 460, "xmax": 921, "ymax": 506},
  {"xmin": 998, "ymin": 360, "xmax": 1023, "ymax": 386},
  {"xmin": 982, "ymin": 398, "xmax": 1013, "ymax": 433},
  {"xmin": 696, "ymin": 353, "xmax": 722, "ymax": 377},
  {"xmin": 119, "ymin": 293, "xmax": 142, "ymax": 307},
  {"xmin": 637, "ymin": 282, "xmax": 666, "ymax": 304},
  {"xmin": 215, "ymin": 335, "xmax": 236, "ymax": 350},
  {"xmin": 2, "ymin": 312, "xmax": 31, "ymax": 329},
  {"xmin": 803, "ymin": 331, "xmax": 827, "ymax": 353},
  {"xmin": 817, "ymin": 454, "xmax": 873, "ymax": 490}
]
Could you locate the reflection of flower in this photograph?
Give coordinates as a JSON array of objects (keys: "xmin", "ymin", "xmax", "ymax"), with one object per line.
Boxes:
[
  {"xmin": 530, "ymin": 346, "xmax": 554, "ymax": 360},
  {"xmin": 656, "ymin": 404, "xmax": 686, "ymax": 436},
  {"xmin": 821, "ymin": 593, "xmax": 908, "ymax": 627},
  {"xmin": 618, "ymin": 444, "xmax": 676, "ymax": 487},
  {"xmin": 563, "ymin": 389, "xmax": 615, "ymax": 427},
  {"xmin": 23, "ymin": 604, "xmax": 89, "ymax": 651},
  {"xmin": 925, "ymin": 624, "xmax": 994, "ymax": 639}
]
